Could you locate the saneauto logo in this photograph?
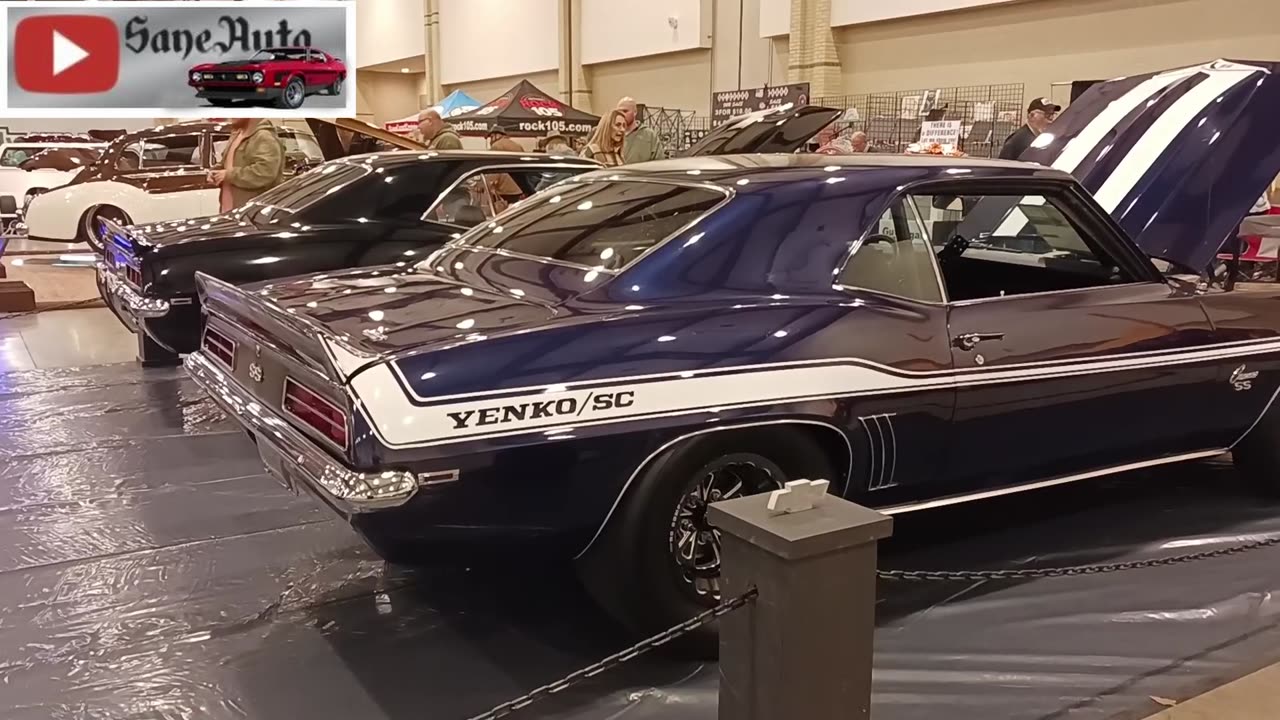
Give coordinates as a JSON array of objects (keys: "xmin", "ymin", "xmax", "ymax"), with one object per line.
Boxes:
[{"xmin": 124, "ymin": 15, "xmax": 315, "ymax": 60}]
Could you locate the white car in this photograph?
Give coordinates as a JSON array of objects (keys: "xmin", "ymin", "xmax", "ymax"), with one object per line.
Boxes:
[
  {"xmin": 22, "ymin": 120, "xmax": 327, "ymax": 251},
  {"xmin": 0, "ymin": 139, "xmax": 106, "ymax": 230}
]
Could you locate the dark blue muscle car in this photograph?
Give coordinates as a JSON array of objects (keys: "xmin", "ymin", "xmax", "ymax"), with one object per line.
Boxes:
[{"xmin": 185, "ymin": 59, "xmax": 1280, "ymax": 647}]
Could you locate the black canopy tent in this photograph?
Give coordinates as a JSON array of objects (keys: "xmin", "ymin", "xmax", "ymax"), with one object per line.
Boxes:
[{"xmin": 449, "ymin": 80, "xmax": 600, "ymax": 138}]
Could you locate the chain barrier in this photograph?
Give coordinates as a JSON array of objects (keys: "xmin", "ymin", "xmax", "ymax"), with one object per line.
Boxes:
[
  {"xmin": 463, "ymin": 534, "xmax": 1280, "ymax": 720},
  {"xmin": 464, "ymin": 586, "xmax": 758, "ymax": 720},
  {"xmin": 0, "ymin": 297, "xmax": 103, "ymax": 320},
  {"xmin": 877, "ymin": 534, "xmax": 1280, "ymax": 582}
]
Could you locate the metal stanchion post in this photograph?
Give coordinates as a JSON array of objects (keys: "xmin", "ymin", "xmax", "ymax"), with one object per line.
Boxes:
[{"xmin": 709, "ymin": 481, "xmax": 892, "ymax": 720}]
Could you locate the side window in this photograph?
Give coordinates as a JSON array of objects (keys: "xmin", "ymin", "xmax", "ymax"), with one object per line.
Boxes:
[
  {"xmin": 837, "ymin": 197, "xmax": 943, "ymax": 303},
  {"xmin": 424, "ymin": 169, "xmax": 581, "ymax": 227},
  {"xmin": 915, "ymin": 192, "xmax": 1134, "ymax": 302},
  {"xmin": 210, "ymin": 133, "xmax": 230, "ymax": 166},
  {"xmin": 116, "ymin": 133, "xmax": 201, "ymax": 171}
]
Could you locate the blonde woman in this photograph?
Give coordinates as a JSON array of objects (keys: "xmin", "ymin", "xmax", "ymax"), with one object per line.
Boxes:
[{"xmin": 581, "ymin": 109, "xmax": 627, "ymax": 167}]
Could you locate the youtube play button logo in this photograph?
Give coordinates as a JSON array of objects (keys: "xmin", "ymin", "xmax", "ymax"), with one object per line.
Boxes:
[{"xmin": 15, "ymin": 15, "xmax": 120, "ymax": 94}]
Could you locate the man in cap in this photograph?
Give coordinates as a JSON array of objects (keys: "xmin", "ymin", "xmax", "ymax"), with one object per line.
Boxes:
[
  {"xmin": 486, "ymin": 122, "xmax": 524, "ymax": 153},
  {"xmin": 999, "ymin": 97, "xmax": 1060, "ymax": 160}
]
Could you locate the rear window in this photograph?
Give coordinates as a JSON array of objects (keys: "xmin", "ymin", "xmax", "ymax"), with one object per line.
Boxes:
[
  {"xmin": 453, "ymin": 181, "xmax": 725, "ymax": 270},
  {"xmin": 242, "ymin": 161, "xmax": 370, "ymax": 223}
]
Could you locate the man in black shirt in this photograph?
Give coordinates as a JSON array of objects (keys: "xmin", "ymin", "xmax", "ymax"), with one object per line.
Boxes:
[{"xmin": 999, "ymin": 97, "xmax": 1060, "ymax": 160}]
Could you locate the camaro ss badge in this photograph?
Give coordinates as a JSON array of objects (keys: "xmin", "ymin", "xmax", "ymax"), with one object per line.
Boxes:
[
  {"xmin": 1230, "ymin": 365, "xmax": 1259, "ymax": 392},
  {"xmin": 445, "ymin": 391, "xmax": 636, "ymax": 430},
  {"xmin": 248, "ymin": 362, "xmax": 264, "ymax": 383}
]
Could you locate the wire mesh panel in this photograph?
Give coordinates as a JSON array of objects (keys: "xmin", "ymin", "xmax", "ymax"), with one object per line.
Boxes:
[
  {"xmin": 814, "ymin": 83, "xmax": 1025, "ymax": 158},
  {"xmin": 638, "ymin": 106, "xmax": 714, "ymax": 155}
]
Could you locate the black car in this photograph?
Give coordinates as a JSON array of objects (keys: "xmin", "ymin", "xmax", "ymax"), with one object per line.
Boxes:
[{"xmin": 98, "ymin": 150, "xmax": 599, "ymax": 365}]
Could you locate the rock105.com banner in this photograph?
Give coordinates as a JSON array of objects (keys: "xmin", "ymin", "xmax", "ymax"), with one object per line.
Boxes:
[{"xmin": 1, "ymin": 0, "xmax": 355, "ymax": 117}]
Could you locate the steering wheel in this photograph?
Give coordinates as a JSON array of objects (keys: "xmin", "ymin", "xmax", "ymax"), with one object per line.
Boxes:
[
  {"xmin": 936, "ymin": 233, "xmax": 970, "ymax": 264},
  {"xmin": 862, "ymin": 233, "xmax": 895, "ymax": 245}
]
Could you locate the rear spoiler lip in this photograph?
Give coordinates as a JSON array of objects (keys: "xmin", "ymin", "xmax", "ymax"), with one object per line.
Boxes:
[
  {"xmin": 194, "ymin": 272, "xmax": 396, "ymax": 385},
  {"xmin": 195, "ymin": 271, "xmax": 342, "ymax": 382}
]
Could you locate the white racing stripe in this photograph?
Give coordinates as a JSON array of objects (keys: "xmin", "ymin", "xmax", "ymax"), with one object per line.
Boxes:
[
  {"xmin": 347, "ymin": 337, "xmax": 1280, "ymax": 450},
  {"xmin": 1048, "ymin": 67, "xmax": 1193, "ymax": 174},
  {"xmin": 1093, "ymin": 65, "xmax": 1261, "ymax": 212}
]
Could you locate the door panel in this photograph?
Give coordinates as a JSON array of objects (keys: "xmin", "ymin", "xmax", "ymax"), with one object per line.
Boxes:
[{"xmin": 946, "ymin": 282, "xmax": 1221, "ymax": 490}]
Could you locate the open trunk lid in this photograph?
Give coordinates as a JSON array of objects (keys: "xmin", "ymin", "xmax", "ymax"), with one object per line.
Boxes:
[
  {"xmin": 1022, "ymin": 59, "xmax": 1280, "ymax": 270},
  {"xmin": 681, "ymin": 104, "xmax": 841, "ymax": 157},
  {"xmin": 305, "ymin": 118, "xmax": 427, "ymax": 160}
]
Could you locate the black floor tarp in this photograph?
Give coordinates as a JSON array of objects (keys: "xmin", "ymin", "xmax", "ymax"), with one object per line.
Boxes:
[{"xmin": 2, "ymin": 362, "xmax": 1279, "ymax": 720}]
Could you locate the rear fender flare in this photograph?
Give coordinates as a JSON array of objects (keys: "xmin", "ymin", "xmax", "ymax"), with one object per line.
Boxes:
[{"xmin": 573, "ymin": 418, "xmax": 853, "ymax": 559}]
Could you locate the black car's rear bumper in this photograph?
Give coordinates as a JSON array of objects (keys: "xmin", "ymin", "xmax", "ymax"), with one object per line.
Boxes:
[
  {"xmin": 193, "ymin": 86, "xmax": 284, "ymax": 102},
  {"xmin": 96, "ymin": 262, "xmax": 201, "ymax": 353}
]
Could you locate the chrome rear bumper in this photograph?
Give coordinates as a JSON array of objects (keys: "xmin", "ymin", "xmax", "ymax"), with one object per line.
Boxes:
[
  {"xmin": 184, "ymin": 350, "xmax": 418, "ymax": 514},
  {"xmin": 96, "ymin": 262, "xmax": 170, "ymax": 318}
]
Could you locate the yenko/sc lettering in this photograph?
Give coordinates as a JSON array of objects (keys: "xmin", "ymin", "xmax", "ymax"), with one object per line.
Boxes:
[{"xmin": 445, "ymin": 391, "xmax": 636, "ymax": 430}]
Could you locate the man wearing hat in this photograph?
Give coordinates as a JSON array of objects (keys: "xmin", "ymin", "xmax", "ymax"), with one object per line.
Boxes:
[
  {"xmin": 541, "ymin": 129, "xmax": 573, "ymax": 155},
  {"xmin": 485, "ymin": 122, "xmax": 526, "ymax": 207},
  {"xmin": 999, "ymin": 97, "xmax": 1060, "ymax": 161}
]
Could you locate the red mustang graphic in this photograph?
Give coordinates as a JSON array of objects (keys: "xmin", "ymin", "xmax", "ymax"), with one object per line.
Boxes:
[{"xmin": 188, "ymin": 47, "xmax": 345, "ymax": 109}]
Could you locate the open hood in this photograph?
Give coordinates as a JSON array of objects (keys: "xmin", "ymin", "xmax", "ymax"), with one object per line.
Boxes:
[
  {"xmin": 304, "ymin": 118, "xmax": 427, "ymax": 161},
  {"xmin": 682, "ymin": 104, "xmax": 841, "ymax": 157},
  {"xmin": 1022, "ymin": 59, "xmax": 1280, "ymax": 270}
]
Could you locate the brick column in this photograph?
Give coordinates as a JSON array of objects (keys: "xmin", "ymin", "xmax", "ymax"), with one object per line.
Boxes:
[
  {"xmin": 558, "ymin": 0, "xmax": 593, "ymax": 112},
  {"xmin": 787, "ymin": 0, "xmax": 842, "ymax": 97},
  {"xmin": 423, "ymin": 0, "xmax": 444, "ymax": 105}
]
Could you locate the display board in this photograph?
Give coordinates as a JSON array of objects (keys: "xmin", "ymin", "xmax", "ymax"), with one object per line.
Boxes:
[{"xmin": 711, "ymin": 83, "xmax": 810, "ymax": 124}]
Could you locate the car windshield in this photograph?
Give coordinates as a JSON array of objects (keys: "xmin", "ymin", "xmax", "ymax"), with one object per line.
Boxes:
[
  {"xmin": 0, "ymin": 146, "xmax": 54, "ymax": 166},
  {"xmin": 241, "ymin": 162, "xmax": 370, "ymax": 224},
  {"xmin": 251, "ymin": 49, "xmax": 310, "ymax": 62},
  {"xmin": 446, "ymin": 180, "xmax": 726, "ymax": 271}
]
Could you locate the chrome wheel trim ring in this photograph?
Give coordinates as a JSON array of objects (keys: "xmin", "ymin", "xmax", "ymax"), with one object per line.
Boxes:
[{"xmin": 668, "ymin": 453, "xmax": 785, "ymax": 604}]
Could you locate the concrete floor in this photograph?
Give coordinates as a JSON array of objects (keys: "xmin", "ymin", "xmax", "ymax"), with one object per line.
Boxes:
[{"xmin": 0, "ymin": 306, "xmax": 136, "ymax": 371}]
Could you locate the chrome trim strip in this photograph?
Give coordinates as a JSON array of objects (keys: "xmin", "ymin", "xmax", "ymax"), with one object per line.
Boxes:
[
  {"xmin": 185, "ymin": 351, "xmax": 416, "ymax": 512},
  {"xmin": 1228, "ymin": 383, "xmax": 1280, "ymax": 449},
  {"xmin": 573, "ymin": 418, "xmax": 854, "ymax": 559},
  {"xmin": 880, "ymin": 449, "xmax": 1227, "ymax": 515},
  {"xmin": 420, "ymin": 162, "xmax": 601, "ymax": 223}
]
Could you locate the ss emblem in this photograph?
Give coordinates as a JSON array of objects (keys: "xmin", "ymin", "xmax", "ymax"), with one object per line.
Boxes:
[{"xmin": 248, "ymin": 362, "xmax": 264, "ymax": 383}]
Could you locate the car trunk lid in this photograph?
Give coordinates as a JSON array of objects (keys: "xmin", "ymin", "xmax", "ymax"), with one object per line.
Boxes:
[
  {"xmin": 1022, "ymin": 59, "xmax": 1280, "ymax": 270},
  {"xmin": 681, "ymin": 104, "xmax": 842, "ymax": 157}
]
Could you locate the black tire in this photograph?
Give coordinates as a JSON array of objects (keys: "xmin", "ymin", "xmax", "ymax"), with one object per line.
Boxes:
[
  {"xmin": 327, "ymin": 76, "xmax": 343, "ymax": 96},
  {"xmin": 577, "ymin": 426, "xmax": 836, "ymax": 656},
  {"xmin": 1232, "ymin": 407, "xmax": 1280, "ymax": 496},
  {"xmin": 79, "ymin": 205, "xmax": 130, "ymax": 255},
  {"xmin": 276, "ymin": 77, "xmax": 306, "ymax": 109}
]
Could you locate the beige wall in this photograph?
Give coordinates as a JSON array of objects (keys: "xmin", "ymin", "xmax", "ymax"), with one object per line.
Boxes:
[
  {"xmin": 834, "ymin": 0, "xmax": 1280, "ymax": 102},
  {"xmin": 356, "ymin": 70, "xmax": 427, "ymax": 125},
  {"xmin": 446, "ymin": 70, "xmax": 561, "ymax": 104},
  {"xmin": 589, "ymin": 50, "xmax": 713, "ymax": 114}
]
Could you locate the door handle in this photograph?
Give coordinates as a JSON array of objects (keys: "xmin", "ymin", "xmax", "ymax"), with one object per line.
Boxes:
[{"xmin": 953, "ymin": 332, "xmax": 1004, "ymax": 352}]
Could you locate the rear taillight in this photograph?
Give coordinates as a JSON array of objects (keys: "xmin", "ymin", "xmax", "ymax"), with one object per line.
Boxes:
[
  {"xmin": 283, "ymin": 377, "xmax": 348, "ymax": 448},
  {"xmin": 203, "ymin": 326, "xmax": 236, "ymax": 370},
  {"xmin": 125, "ymin": 264, "xmax": 142, "ymax": 288}
]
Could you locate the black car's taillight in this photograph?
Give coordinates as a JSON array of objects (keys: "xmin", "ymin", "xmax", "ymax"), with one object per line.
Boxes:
[
  {"xmin": 203, "ymin": 326, "xmax": 236, "ymax": 370},
  {"xmin": 125, "ymin": 264, "xmax": 142, "ymax": 288},
  {"xmin": 283, "ymin": 377, "xmax": 348, "ymax": 448}
]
